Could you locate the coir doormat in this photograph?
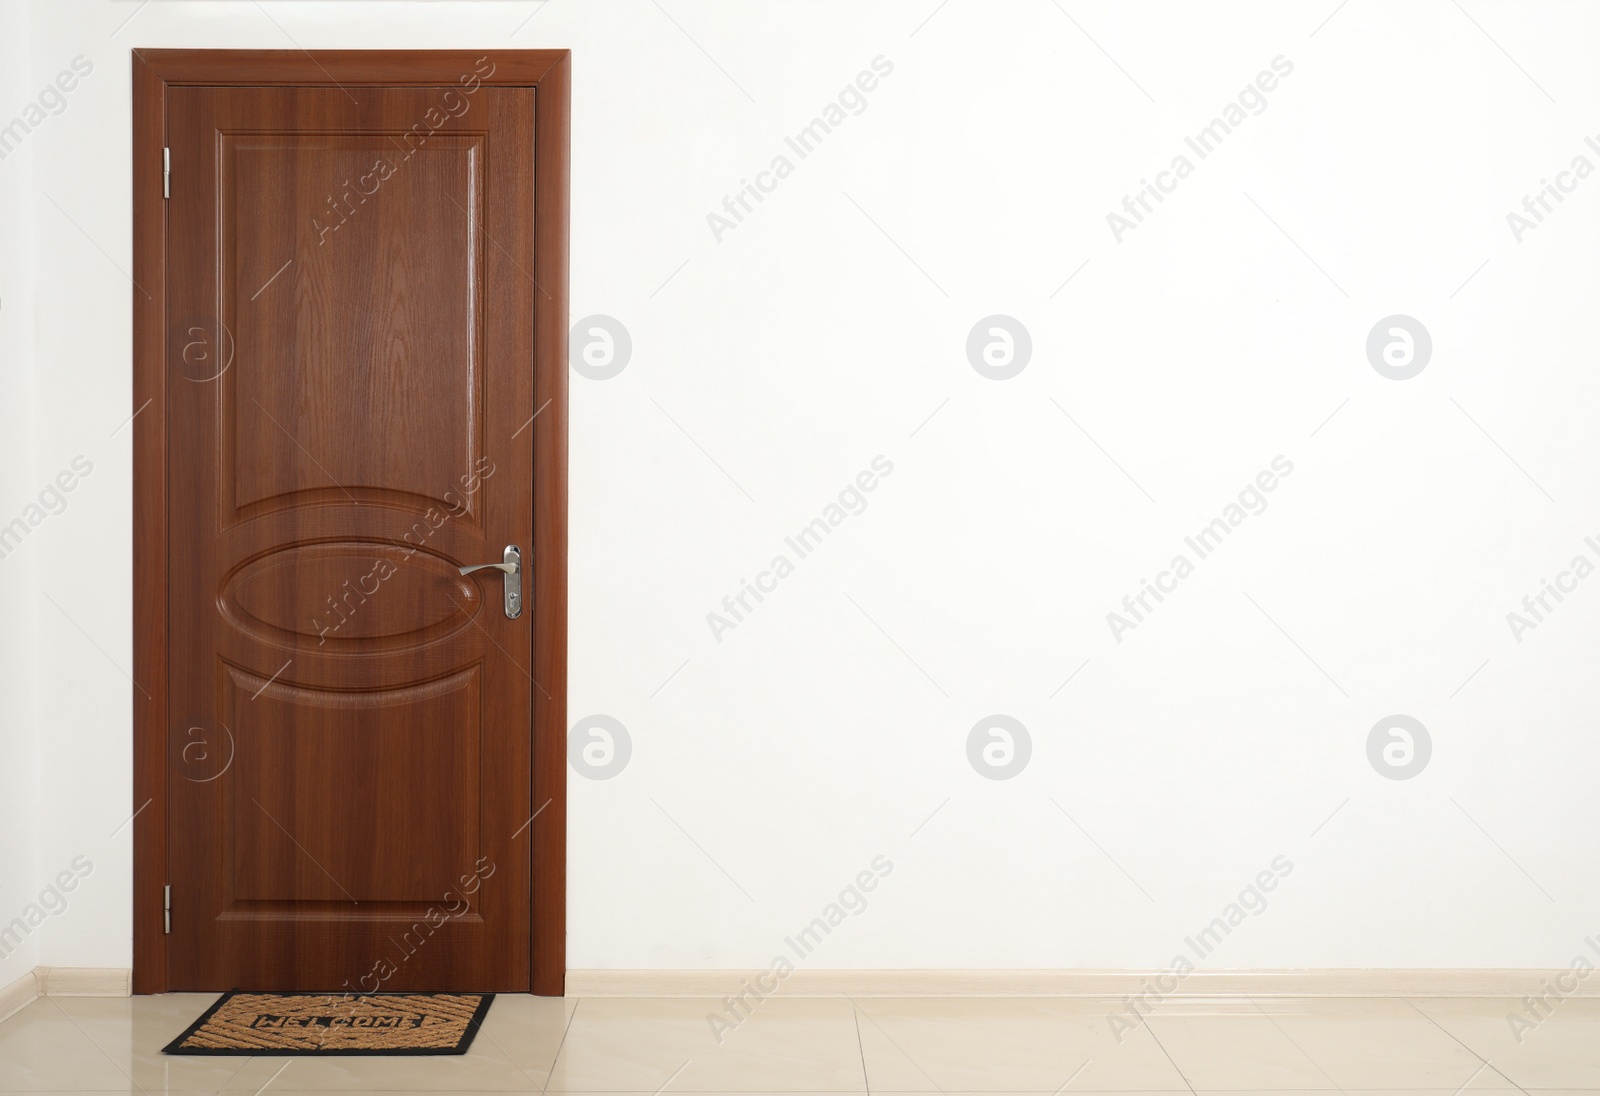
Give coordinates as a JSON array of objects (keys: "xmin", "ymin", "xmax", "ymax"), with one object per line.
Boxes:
[{"xmin": 162, "ymin": 991, "xmax": 495, "ymax": 1055}]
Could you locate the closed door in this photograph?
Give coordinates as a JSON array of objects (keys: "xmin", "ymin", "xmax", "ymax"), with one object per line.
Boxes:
[{"xmin": 165, "ymin": 82, "xmax": 535, "ymax": 991}]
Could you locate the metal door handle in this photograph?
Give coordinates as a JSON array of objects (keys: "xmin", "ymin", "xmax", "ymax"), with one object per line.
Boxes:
[{"xmin": 459, "ymin": 545, "xmax": 522, "ymax": 618}]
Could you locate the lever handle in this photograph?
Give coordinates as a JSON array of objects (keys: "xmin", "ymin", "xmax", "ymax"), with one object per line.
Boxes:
[{"xmin": 458, "ymin": 545, "xmax": 522, "ymax": 618}]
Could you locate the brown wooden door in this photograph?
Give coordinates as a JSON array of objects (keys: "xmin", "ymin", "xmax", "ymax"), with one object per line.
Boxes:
[{"xmin": 165, "ymin": 83, "xmax": 534, "ymax": 991}]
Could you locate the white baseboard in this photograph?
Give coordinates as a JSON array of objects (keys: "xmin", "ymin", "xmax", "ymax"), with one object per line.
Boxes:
[
  {"xmin": 36, "ymin": 967, "xmax": 130, "ymax": 997},
  {"xmin": 0, "ymin": 969, "xmax": 40, "ymax": 1024},
  {"xmin": 8, "ymin": 965, "xmax": 1578, "ymax": 1008},
  {"xmin": 565, "ymin": 968, "xmax": 1595, "ymax": 998},
  {"xmin": 0, "ymin": 967, "xmax": 130, "ymax": 1024}
]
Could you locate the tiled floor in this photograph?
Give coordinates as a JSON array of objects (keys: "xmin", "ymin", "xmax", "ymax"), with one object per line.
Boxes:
[{"xmin": 0, "ymin": 992, "xmax": 1595, "ymax": 1093}]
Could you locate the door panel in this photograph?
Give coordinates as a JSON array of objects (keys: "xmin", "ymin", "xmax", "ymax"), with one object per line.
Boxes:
[{"xmin": 166, "ymin": 85, "xmax": 534, "ymax": 991}]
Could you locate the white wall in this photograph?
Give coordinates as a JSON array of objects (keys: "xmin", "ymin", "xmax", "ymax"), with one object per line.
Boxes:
[
  {"xmin": 0, "ymin": 0, "xmax": 42, "ymax": 985},
  {"xmin": 10, "ymin": 0, "xmax": 1600, "ymax": 975}
]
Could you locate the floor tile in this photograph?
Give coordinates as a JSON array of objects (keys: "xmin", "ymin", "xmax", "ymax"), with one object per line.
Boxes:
[
  {"xmin": 468, "ymin": 994, "xmax": 578, "ymax": 1082},
  {"xmin": 52, "ymin": 993, "xmax": 258, "ymax": 1093},
  {"xmin": 546, "ymin": 997, "xmax": 866, "ymax": 1092},
  {"xmin": 1145, "ymin": 1012, "xmax": 1331, "ymax": 1090},
  {"xmin": 6, "ymin": 992, "xmax": 1600, "ymax": 1093},
  {"xmin": 852, "ymin": 997, "xmax": 1191, "ymax": 1091},
  {"xmin": 1148, "ymin": 997, "xmax": 1499, "ymax": 1091},
  {"xmin": 218, "ymin": 1029, "xmax": 542, "ymax": 1092},
  {"xmin": 0, "ymin": 999, "xmax": 145, "ymax": 1092},
  {"xmin": 1412, "ymin": 996, "xmax": 1600, "ymax": 1089}
]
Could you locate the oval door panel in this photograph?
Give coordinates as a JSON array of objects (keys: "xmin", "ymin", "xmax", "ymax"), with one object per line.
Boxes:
[{"xmin": 219, "ymin": 540, "xmax": 482, "ymax": 650}]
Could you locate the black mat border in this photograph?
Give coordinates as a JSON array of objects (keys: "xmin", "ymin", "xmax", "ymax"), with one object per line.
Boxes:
[{"xmin": 161, "ymin": 990, "xmax": 496, "ymax": 1056}]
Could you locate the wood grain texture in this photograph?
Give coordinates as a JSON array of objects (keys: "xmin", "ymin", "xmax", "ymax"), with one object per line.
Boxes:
[
  {"xmin": 131, "ymin": 48, "xmax": 169, "ymax": 996},
  {"xmin": 132, "ymin": 51, "xmax": 569, "ymax": 996},
  {"xmin": 167, "ymin": 83, "xmax": 534, "ymax": 992},
  {"xmin": 529, "ymin": 51, "xmax": 570, "ymax": 1000},
  {"xmin": 133, "ymin": 50, "xmax": 568, "ymax": 88}
]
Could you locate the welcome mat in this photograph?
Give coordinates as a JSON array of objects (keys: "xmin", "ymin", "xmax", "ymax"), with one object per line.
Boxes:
[{"xmin": 162, "ymin": 991, "xmax": 495, "ymax": 1055}]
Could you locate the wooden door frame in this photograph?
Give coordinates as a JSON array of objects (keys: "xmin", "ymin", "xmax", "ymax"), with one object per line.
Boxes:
[{"xmin": 130, "ymin": 49, "xmax": 569, "ymax": 996}]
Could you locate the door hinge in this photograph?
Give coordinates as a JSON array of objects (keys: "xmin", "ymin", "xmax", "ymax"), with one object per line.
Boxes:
[
  {"xmin": 162, "ymin": 148, "xmax": 170, "ymax": 199},
  {"xmin": 163, "ymin": 884, "xmax": 171, "ymax": 934}
]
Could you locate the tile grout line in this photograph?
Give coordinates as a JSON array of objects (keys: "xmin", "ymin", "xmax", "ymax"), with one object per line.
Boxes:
[
  {"xmin": 224, "ymin": 1052, "xmax": 259, "ymax": 1089},
  {"xmin": 1403, "ymin": 995, "xmax": 1532, "ymax": 1095},
  {"xmin": 250, "ymin": 1057, "xmax": 292, "ymax": 1095},
  {"xmin": 42, "ymin": 996, "xmax": 150, "ymax": 1096},
  {"xmin": 1245, "ymin": 994, "xmax": 1349, "ymax": 1095},
  {"xmin": 851, "ymin": 999, "xmax": 871, "ymax": 1094},
  {"xmin": 845, "ymin": 994, "xmax": 951, "ymax": 1095},
  {"xmin": 472, "ymin": 1019, "xmax": 545, "ymax": 1093},
  {"xmin": 1139, "ymin": 1013, "xmax": 1199, "ymax": 1096},
  {"xmin": 538, "ymin": 995, "xmax": 581, "ymax": 1092}
]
